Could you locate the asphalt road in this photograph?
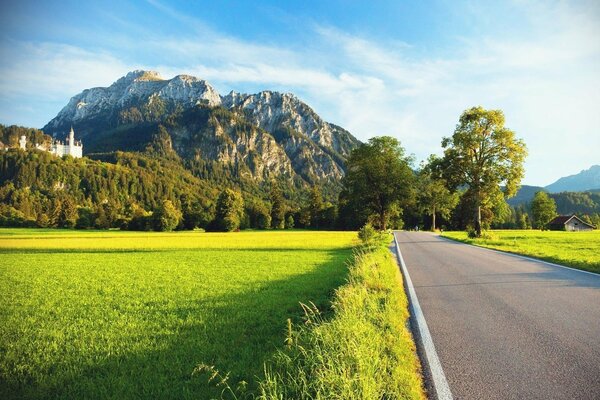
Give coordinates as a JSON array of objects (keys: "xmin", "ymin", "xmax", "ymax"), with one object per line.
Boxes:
[{"xmin": 394, "ymin": 231, "xmax": 600, "ymax": 400}]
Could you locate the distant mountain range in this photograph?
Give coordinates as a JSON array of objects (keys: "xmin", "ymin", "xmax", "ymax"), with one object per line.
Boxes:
[
  {"xmin": 42, "ymin": 70, "xmax": 360, "ymax": 192},
  {"xmin": 508, "ymin": 165, "xmax": 600, "ymax": 206},
  {"xmin": 506, "ymin": 166, "xmax": 600, "ymax": 216},
  {"xmin": 545, "ymin": 165, "xmax": 600, "ymax": 193}
]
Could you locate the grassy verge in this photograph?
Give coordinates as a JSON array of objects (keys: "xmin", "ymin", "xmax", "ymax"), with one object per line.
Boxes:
[
  {"xmin": 442, "ymin": 230, "xmax": 600, "ymax": 274},
  {"xmin": 257, "ymin": 235, "xmax": 425, "ymax": 399}
]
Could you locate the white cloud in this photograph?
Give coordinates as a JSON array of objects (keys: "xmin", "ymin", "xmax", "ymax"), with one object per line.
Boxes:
[
  {"xmin": 0, "ymin": 0, "xmax": 598, "ymax": 185},
  {"xmin": 0, "ymin": 41, "xmax": 131, "ymax": 100}
]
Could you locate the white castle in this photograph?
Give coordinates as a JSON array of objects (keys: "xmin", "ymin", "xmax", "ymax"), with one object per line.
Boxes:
[{"xmin": 19, "ymin": 127, "xmax": 83, "ymax": 158}]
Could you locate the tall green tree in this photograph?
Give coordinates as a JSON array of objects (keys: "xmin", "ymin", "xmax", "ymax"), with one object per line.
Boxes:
[
  {"xmin": 213, "ymin": 189, "xmax": 244, "ymax": 232},
  {"xmin": 58, "ymin": 197, "xmax": 78, "ymax": 228},
  {"xmin": 440, "ymin": 107, "xmax": 527, "ymax": 236},
  {"xmin": 531, "ymin": 191, "xmax": 556, "ymax": 230},
  {"xmin": 341, "ymin": 136, "xmax": 415, "ymax": 230},
  {"xmin": 308, "ymin": 186, "xmax": 324, "ymax": 228},
  {"xmin": 153, "ymin": 200, "xmax": 182, "ymax": 231},
  {"xmin": 245, "ymin": 199, "xmax": 271, "ymax": 229},
  {"xmin": 418, "ymin": 172, "xmax": 458, "ymax": 231},
  {"xmin": 270, "ymin": 184, "xmax": 286, "ymax": 229}
]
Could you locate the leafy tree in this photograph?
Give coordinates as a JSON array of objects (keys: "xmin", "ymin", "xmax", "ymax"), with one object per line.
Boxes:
[
  {"xmin": 246, "ymin": 200, "xmax": 271, "ymax": 229},
  {"xmin": 36, "ymin": 212, "xmax": 50, "ymax": 228},
  {"xmin": 270, "ymin": 184, "xmax": 286, "ymax": 229},
  {"xmin": 417, "ymin": 160, "xmax": 458, "ymax": 231},
  {"xmin": 49, "ymin": 198, "xmax": 62, "ymax": 227},
  {"xmin": 320, "ymin": 202, "xmax": 338, "ymax": 229},
  {"xmin": 213, "ymin": 189, "xmax": 244, "ymax": 232},
  {"xmin": 588, "ymin": 213, "xmax": 600, "ymax": 229},
  {"xmin": 531, "ymin": 191, "xmax": 556, "ymax": 230},
  {"xmin": 440, "ymin": 107, "xmax": 527, "ymax": 236},
  {"xmin": 285, "ymin": 214, "xmax": 295, "ymax": 229},
  {"xmin": 75, "ymin": 207, "xmax": 95, "ymax": 229},
  {"xmin": 341, "ymin": 136, "xmax": 415, "ymax": 230},
  {"xmin": 580, "ymin": 214, "xmax": 594, "ymax": 226},
  {"xmin": 153, "ymin": 200, "xmax": 182, "ymax": 231},
  {"xmin": 58, "ymin": 197, "xmax": 78, "ymax": 228},
  {"xmin": 308, "ymin": 186, "xmax": 324, "ymax": 228},
  {"xmin": 515, "ymin": 205, "xmax": 531, "ymax": 229},
  {"xmin": 181, "ymin": 196, "xmax": 213, "ymax": 230}
]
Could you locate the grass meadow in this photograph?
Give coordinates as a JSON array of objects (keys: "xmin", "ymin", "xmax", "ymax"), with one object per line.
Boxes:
[
  {"xmin": 442, "ymin": 230, "xmax": 600, "ymax": 273},
  {"xmin": 0, "ymin": 229, "xmax": 357, "ymax": 399}
]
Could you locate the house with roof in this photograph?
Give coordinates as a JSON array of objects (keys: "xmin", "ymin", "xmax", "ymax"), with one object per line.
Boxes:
[{"xmin": 547, "ymin": 215, "xmax": 595, "ymax": 231}]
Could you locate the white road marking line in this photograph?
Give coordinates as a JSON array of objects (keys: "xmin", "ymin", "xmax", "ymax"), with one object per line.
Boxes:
[{"xmin": 393, "ymin": 232, "xmax": 453, "ymax": 400}]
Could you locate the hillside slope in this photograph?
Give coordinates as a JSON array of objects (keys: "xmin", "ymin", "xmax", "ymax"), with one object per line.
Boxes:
[{"xmin": 545, "ymin": 165, "xmax": 600, "ymax": 193}]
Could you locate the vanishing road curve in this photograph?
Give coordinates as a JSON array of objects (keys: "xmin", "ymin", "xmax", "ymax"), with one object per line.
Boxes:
[{"xmin": 394, "ymin": 231, "xmax": 600, "ymax": 400}]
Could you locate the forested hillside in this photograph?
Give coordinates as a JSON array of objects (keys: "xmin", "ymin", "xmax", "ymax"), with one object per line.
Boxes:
[
  {"xmin": 0, "ymin": 148, "xmax": 216, "ymax": 229},
  {"xmin": 0, "ymin": 143, "xmax": 339, "ymax": 231}
]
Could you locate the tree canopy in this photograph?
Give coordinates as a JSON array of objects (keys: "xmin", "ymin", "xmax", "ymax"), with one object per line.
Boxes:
[
  {"xmin": 340, "ymin": 136, "xmax": 415, "ymax": 230},
  {"xmin": 531, "ymin": 191, "xmax": 557, "ymax": 230},
  {"xmin": 417, "ymin": 159, "xmax": 458, "ymax": 231},
  {"xmin": 440, "ymin": 106, "xmax": 527, "ymax": 236}
]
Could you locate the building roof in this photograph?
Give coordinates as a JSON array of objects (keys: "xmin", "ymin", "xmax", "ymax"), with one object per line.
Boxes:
[{"xmin": 548, "ymin": 215, "xmax": 595, "ymax": 229}]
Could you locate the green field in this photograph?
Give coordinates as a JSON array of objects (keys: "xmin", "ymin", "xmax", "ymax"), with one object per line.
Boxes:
[
  {"xmin": 0, "ymin": 229, "xmax": 357, "ymax": 399},
  {"xmin": 442, "ymin": 230, "xmax": 600, "ymax": 273}
]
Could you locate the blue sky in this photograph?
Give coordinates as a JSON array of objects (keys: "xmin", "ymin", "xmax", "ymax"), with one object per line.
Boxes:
[{"xmin": 1, "ymin": 0, "xmax": 599, "ymax": 185}]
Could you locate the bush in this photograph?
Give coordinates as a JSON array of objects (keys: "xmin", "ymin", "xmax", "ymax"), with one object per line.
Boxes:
[
  {"xmin": 467, "ymin": 226, "xmax": 477, "ymax": 238},
  {"xmin": 467, "ymin": 227, "xmax": 497, "ymax": 240},
  {"xmin": 358, "ymin": 223, "xmax": 376, "ymax": 244}
]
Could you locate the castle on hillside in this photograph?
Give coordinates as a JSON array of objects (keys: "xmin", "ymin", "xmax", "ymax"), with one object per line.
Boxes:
[{"xmin": 19, "ymin": 127, "xmax": 83, "ymax": 158}]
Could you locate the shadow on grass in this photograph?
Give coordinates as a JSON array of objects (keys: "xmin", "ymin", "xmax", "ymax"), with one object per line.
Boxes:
[{"xmin": 1, "ymin": 249, "xmax": 351, "ymax": 400}]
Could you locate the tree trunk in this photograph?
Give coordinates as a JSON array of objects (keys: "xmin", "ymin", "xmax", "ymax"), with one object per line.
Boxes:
[
  {"xmin": 380, "ymin": 210, "xmax": 386, "ymax": 231},
  {"xmin": 475, "ymin": 205, "xmax": 482, "ymax": 237},
  {"xmin": 432, "ymin": 205, "xmax": 436, "ymax": 231}
]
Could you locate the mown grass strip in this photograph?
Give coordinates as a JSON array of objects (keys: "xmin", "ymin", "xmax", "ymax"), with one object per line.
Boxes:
[
  {"xmin": 442, "ymin": 230, "xmax": 600, "ymax": 274},
  {"xmin": 256, "ymin": 236, "xmax": 425, "ymax": 400}
]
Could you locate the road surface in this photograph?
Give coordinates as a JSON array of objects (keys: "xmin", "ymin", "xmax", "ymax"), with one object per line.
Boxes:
[{"xmin": 394, "ymin": 231, "xmax": 600, "ymax": 400}]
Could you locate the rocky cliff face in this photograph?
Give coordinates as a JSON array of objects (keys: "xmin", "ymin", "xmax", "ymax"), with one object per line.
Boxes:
[
  {"xmin": 222, "ymin": 90, "xmax": 358, "ymax": 157},
  {"xmin": 43, "ymin": 71, "xmax": 361, "ymax": 187}
]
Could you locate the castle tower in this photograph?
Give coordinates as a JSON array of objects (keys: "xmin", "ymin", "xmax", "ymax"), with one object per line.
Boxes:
[
  {"xmin": 69, "ymin": 126, "xmax": 75, "ymax": 146},
  {"xmin": 19, "ymin": 135, "xmax": 27, "ymax": 150}
]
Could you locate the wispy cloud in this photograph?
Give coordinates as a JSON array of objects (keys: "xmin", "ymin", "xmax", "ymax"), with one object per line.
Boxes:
[
  {"xmin": 0, "ymin": 0, "xmax": 598, "ymax": 185},
  {"xmin": 0, "ymin": 41, "xmax": 131, "ymax": 99}
]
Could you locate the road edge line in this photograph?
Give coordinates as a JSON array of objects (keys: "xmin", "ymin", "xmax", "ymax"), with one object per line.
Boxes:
[
  {"xmin": 437, "ymin": 234, "xmax": 599, "ymax": 277},
  {"xmin": 393, "ymin": 232, "xmax": 453, "ymax": 400}
]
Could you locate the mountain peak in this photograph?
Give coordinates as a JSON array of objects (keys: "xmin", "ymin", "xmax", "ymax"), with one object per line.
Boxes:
[
  {"xmin": 545, "ymin": 164, "xmax": 600, "ymax": 193},
  {"xmin": 124, "ymin": 70, "xmax": 164, "ymax": 82}
]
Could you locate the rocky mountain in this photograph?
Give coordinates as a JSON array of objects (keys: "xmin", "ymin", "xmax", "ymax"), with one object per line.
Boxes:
[
  {"xmin": 545, "ymin": 165, "xmax": 600, "ymax": 193},
  {"xmin": 43, "ymin": 70, "xmax": 361, "ymax": 189}
]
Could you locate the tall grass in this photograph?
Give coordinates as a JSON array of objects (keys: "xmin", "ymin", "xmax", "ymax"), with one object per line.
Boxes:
[{"xmin": 257, "ymin": 236, "xmax": 425, "ymax": 400}]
